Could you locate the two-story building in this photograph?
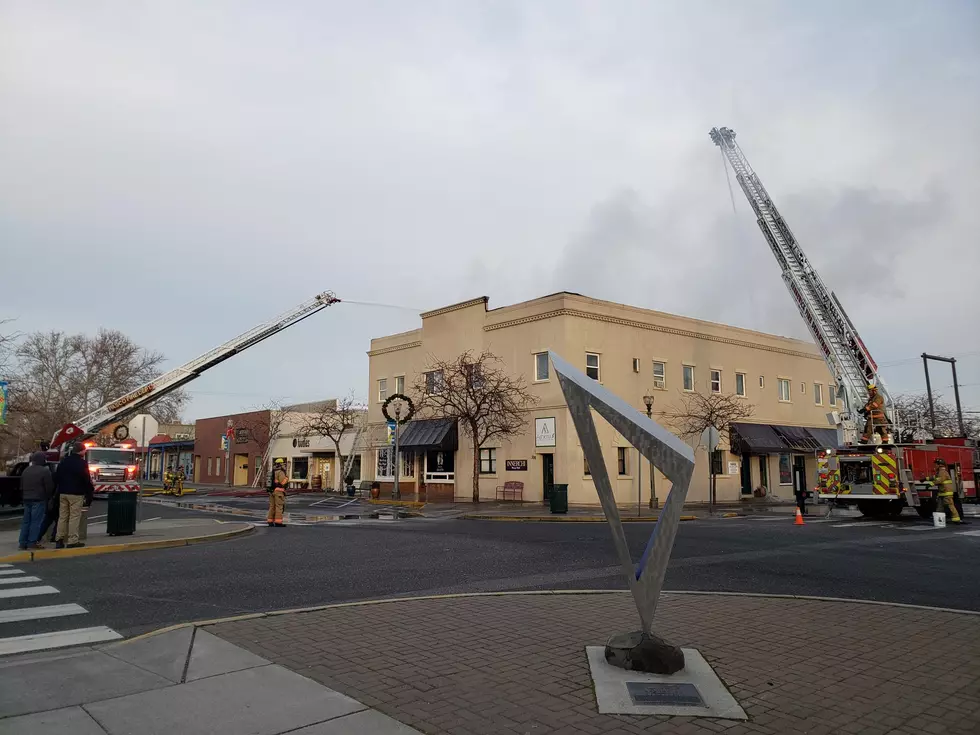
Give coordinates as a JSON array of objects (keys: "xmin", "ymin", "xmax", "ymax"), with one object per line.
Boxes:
[{"xmin": 367, "ymin": 292, "xmax": 839, "ymax": 506}]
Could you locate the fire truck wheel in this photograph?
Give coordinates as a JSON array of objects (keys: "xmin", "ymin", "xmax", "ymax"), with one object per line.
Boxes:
[{"xmin": 916, "ymin": 500, "xmax": 937, "ymax": 519}]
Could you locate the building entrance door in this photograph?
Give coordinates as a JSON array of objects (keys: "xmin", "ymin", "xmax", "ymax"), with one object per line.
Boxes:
[
  {"xmin": 233, "ymin": 454, "xmax": 249, "ymax": 485},
  {"xmin": 193, "ymin": 455, "xmax": 200, "ymax": 483},
  {"xmin": 792, "ymin": 455, "xmax": 806, "ymax": 499},
  {"xmin": 740, "ymin": 456, "xmax": 752, "ymax": 495},
  {"xmin": 542, "ymin": 454, "xmax": 554, "ymax": 501}
]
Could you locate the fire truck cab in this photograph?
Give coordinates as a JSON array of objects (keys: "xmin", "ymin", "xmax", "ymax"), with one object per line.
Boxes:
[{"xmin": 79, "ymin": 443, "xmax": 141, "ymax": 498}]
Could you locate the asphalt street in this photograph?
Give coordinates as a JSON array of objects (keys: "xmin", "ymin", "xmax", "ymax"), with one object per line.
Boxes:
[{"xmin": 6, "ymin": 507, "xmax": 978, "ymax": 639}]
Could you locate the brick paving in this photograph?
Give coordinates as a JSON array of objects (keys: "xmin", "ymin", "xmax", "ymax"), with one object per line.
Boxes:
[{"xmin": 209, "ymin": 592, "xmax": 980, "ymax": 734}]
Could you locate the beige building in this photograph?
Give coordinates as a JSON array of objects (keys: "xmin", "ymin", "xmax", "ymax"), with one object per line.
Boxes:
[{"xmin": 367, "ymin": 293, "xmax": 839, "ymax": 506}]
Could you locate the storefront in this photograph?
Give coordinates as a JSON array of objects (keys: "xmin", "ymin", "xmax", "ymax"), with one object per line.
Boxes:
[
  {"xmin": 375, "ymin": 418, "xmax": 458, "ymax": 501},
  {"xmin": 731, "ymin": 423, "xmax": 839, "ymax": 500}
]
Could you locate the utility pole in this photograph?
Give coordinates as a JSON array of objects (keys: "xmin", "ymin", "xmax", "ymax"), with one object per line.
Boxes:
[{"xmin": 643, "ymin": 395, "xmax": 658, "ymax": 509}]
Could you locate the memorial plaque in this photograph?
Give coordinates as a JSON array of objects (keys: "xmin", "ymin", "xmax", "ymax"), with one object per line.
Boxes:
[{"xmin": 626, "ymin": 682, "xmax": 704, "ymax": 707}]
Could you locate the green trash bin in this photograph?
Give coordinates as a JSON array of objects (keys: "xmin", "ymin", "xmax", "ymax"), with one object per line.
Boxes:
[
  {"xmin": 549, "ymin": 483, "xmax": 568, "ymax": 514},
  {"xmin": 107, "ymin": 492, "xmax": 138, "ymax": 536}
]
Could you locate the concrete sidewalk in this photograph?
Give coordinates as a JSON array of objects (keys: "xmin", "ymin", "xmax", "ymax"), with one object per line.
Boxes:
[
  {"xmin": 0, "ymin": 624, "xmax": 419, "ymax": 734},
  {"xmin": 0, "ymin": 517, "xmax": 252, "ymax": 563}
]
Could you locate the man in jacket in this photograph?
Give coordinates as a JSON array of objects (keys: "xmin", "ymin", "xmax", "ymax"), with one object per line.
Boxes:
[
  {"xmin": 18, "ymin": 452, "xmax": 54, "ymax": 550},
  {"xmin": 267, "ymin": 459, "xmax": 288, "ymax": 527},
  {"xmin": 55, "ymin": 442, "xmax": 95, "ymax": 548}
]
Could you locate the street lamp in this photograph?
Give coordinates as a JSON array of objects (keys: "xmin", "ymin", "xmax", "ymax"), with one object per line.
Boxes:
[{"xmin": 643, "ymin": 394, "xmax": 658, "ymax": 509}]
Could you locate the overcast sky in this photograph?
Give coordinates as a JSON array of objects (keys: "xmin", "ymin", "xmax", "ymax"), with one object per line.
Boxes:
[{"xmin": 2, "ymin": 1, "xmax": 978, "ymax": 421}]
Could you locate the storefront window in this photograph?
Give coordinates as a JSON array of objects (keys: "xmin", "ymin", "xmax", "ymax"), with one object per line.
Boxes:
[
  {"xmin": 292, "ymin": 457, "xmax": 309, "ymax": 480},
  {"xmin": 778, "ymin": 454, "xmax": 792, "ymax": 485},
  {"xmin": 376, "ymin": 448, "xmax": 393, "ymax": 479},
  {"xmin": 401, "ymin": 451, "xmax": 415, "ymax": 478},
  {"xmin": 425, "ymin": 450, "xmax": 454, "ymax": 480}
]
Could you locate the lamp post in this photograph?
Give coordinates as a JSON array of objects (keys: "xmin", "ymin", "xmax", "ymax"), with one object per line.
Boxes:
[
  {"xmin": 643, "ymin": 394, "xmax": 658, "ymax": 509},
  {"xmin": 392, "ymin": 400, "xmax": 402, "ymax": 500}
]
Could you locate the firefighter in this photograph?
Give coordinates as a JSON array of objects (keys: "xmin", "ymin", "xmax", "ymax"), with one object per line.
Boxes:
[
  {"xmin": 267, "ymin": 459, "xmax": 288, "ymax": 527},
  {"xmin": 861, "ymin": 384, "xmax": 889, "ymax": 442},
  {"xmin": 175, "ymin": 465, "xmax": 185, "ymax": 496},
  {"xmin": 931, "ymin": 458, "xmax": 962, "ymax": 524}
]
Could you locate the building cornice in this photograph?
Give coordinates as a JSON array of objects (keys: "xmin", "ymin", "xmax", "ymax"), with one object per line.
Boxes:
[
  {"xmin": 367, "ymin": 341, "xmax": 422, "ymax": 357},
  {"xmin": 421, "ymin": 296, "xmax": 488, "ymax": 320},
  {"xmin": 485, "ymin": 308, "xmax": 822, "ymax": 361}
]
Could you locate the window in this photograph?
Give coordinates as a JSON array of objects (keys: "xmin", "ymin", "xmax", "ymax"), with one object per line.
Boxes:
[
  {"xmin": 829, "ymin": 385, "xmax": 837, "ymax": 406},
  {"xmin": 376, "ymin": 448, "xmax": 393, "ymax": 479},
  {"xmin": 292, "ymin": 457, "xmax": 309, "ymax": 480},
  {"xmin": 683, "ymin": 365, "xmax": 695, "ymax": 392},
  {"xmin": 395, "ymin": 376, "xmax": 405, "ymax": 394},
  {"xmin": 465, "ymin": 363, "xmax": 484, "ymax": 388},
  {"xmin": 401, "ymin": 451, "xmax": 415, "ymax": 478},
  {"xmin": 586, "ymin": 353, "xmax": 600, "ymax": 381},
  {"xmin": 617, "ymin": 447, "xmax": 629, "ymax": 476},
  {"xmin": 710, "ymin": 370, "xmax": 722, "ymax": 394},
  {"xmin": 255, "ymin": 455, "xmax": 262, "ymax": 477},
  {"xmin": 800, "ymin": 382, "xmax": 806, "ymax": 395},
  {"xmin": 479, "ymin": 448, "xmax": 497, "ymax": 474},
  {"xmin": 735, "ymin": 373, "xmax": 746, "ymax": 397},
  {"xmin": 653, "ymin": 361, "xmax": 666, "ymax": 390},
  {"xmin": 378, "ymin": 378, "xmax": 387, "ymax": 402},
  {"xmin": 215, "ymin": 457, "xmax": 221, "ymax": 477},
  {"xmin": 814, "ymin": 383, "xmax": 823, "ymax": 405},
  {"xmin": 584, "ymin": 456, "xmax": 591, "ymax": 476},
  {"xmin": 711, "ymin": 450, "xmax": 724, "ymax": 476},
  {"xmin": 778, "ymin": 454, "xmax": 792, "ymax": 485},
  {"xmin": 534, "ymin": 352, "xmax": 550, "ymax": 381},
  {"xmin": 425, "ymin": 370, "xmax": 444, "ymax": 394},
  {"xmin": 778, "ymin": 378, "xmax": 791, "ymax": 402},
  {"xmin": 759, "ymin": 376, "xmax": 765, "ymax": 389},
  {"xmin": 632, "ymin": 358, "xmax": 640, "ymax": 373},
  {"xmin": 207, "ymin": 457, "xmax": 213, "ymax": 476}
]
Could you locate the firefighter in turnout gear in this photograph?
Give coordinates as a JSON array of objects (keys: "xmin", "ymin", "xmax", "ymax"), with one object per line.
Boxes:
[
  {"xmin": 267, "ymin": 459, "xmax": 288, "ymax": 527},
  {"xmin": 930, "ymin": 458, "xmax": 961, "ymax": 524},
  {"xmin": 860, "ymin": 384, "xmax": 889, "ymax": 442}
]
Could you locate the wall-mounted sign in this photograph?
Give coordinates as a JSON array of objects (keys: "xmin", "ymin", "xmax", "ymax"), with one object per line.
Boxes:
[
  {"xmin": 728, "ymin": 461, "xmax": 739, "ymax": 475},
  {"xmin": 235, "ymin": 428, "xmax": 249, "ymax": 444},
  {"xmin": 505, "ymin": 459, "xmax": 528, "ymax": 471},
  {"xmin": 292, "ymin": 437, "xmax": 311, "ymax": 448},
  {"xmin": 535, "ymin": 417, "xmax": 556, "ymax": 447}
]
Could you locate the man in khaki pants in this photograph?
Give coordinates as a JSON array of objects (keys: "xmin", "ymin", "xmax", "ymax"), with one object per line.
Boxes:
[
  {"xmin": 55, "ymin": 442, "xmax": 95, "ymax": 548},
  {"xmin": 267, "ymin": 459, "xmax": 288, "ymax": 527}
]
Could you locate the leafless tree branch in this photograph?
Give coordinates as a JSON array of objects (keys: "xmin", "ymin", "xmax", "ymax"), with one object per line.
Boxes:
[
  {"xmin": 660, "ymin": 392, "xmax": 755, "ymax": 444},
  {"xmin": 299, "ymin": 393, "xmax": 366, "ymax": 491}
]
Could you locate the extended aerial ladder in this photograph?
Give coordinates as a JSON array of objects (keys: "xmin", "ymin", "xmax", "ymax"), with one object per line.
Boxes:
[
  {"xmin": 48, "ymin": 291, "xmax": 341, "ymax": 450},
  {"xmin": 710, "ymin": 127, "xmax": 892, "ymax": 446}
]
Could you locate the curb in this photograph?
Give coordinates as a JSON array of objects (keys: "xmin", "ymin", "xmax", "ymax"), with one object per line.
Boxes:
[
  {"xmin": 141, "ymin": 489, "xmax": 199, "ymax": 498},
  {"xmin": 0, "ymin": 523, "xmax": 253, "ymax": 563},
  {"xmin": 460, "ymin": 514, "xmax": 698, "ymax": 523},
  {"xmin": 366, "ymin": 499, "xmax": 425, "ymax": 509},
  {"xmin": 121, "ymin": 587, "xmax": 980, "ymax": 646}
]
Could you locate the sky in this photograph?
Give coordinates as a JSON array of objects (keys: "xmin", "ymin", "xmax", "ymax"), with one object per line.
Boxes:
[{"xmin": 2, "ymin": 0, "xmax": 978, "ymax": 422}]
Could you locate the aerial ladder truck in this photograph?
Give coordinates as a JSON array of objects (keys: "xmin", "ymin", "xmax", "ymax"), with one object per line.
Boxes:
[
  {"xmin": 8, "ymin": 291, "xmax": 341, "ymax": 495},
  {"xmin": 710, "ymin": 127, "xmax": 975, "ymax": 518}
]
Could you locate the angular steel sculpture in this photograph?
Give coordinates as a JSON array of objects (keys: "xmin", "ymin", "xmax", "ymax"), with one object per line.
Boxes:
[{"xmin": 551, "ymin": 352, "xmax": 695, "ymax": 672}]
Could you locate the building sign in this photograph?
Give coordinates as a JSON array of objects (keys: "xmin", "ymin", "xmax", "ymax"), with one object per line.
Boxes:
[
  {"xmin": 505, "ymin": 459, "xmax": 528, "ymax": 471},
  {"xmin": 386, "ymin": 420, "xmax": 396, "ymax": 445},
  {"xmin": 235, "ymin": 428, "xmax": 249, "ymax": 444},
  {"xmin": 292, "ymin": 437, "xmax": 311, "ymax": 448},
  {"xmin": 106, "ymin": 384, "xmax": 154, "ymax": 412},
  {"xmin": 535, "ymin": 417, "xmax": 556, "ymax": 447},
  {"xmin": 728, "ymin": 461, "xmax": 739, "ymax": 475},
  {"xmin": 0, "ymin": 380, "xmax": 7, "ymax": 426}
]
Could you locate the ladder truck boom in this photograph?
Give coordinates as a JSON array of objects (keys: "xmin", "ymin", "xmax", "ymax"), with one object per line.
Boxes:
[
  {"xmin": 709, "ymin": 127, "xmax": 891, "ymax": 445},
  {"xmin": 49, "ymin": 291, "xmax": 341, "ymax": 449}
]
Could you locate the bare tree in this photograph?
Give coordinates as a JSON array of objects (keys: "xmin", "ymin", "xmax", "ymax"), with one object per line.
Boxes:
[
  {"xmin": 299, "ymin": 393, "xmax": 366, "ymax": 491},
  {"xmin": 412, "ymin": 350, "xmax": 538, "ymax": 503},
  {"xmin": 4, "ymin": 329, "xmax": 187, "ymax": 457},
  {"xmin": 235, "ymin": 399, "xmax": 293, "ymax": 487},
  {"xmin": 660, "ymin": 392, "xmax": 755, "ymax": 445},
  {"xmin": 893, "ymin": 392, "xmax": 978, "ymax": 439}
]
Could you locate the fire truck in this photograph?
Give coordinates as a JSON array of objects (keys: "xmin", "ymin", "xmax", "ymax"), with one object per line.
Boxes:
[
  {"xmin": 711, "ymin": 127, "xmax": 975, "ymax": 519},
  {"xmin": 7, "ymin": 291, "xmax": 341, "ymax": 494}
]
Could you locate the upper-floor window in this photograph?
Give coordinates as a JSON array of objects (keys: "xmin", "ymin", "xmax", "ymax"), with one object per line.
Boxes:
[
  {"xmin": 735, "ymin": 373, "xmax": 746, "ymax": 397},
  {"xmin": 378, "ymin": 378, "xmax": 387, "ymax": 402},
  {"xmin": 683, "ymin": 365, "xmax": 695, "ymax": 392},
  {"xmin": 814, "ymin": 383, "xmax": 823, "ymax": 405},
  {"xmin": 395, "ymin": 376, "xmax": 405, "ymax": 394},
  {"xmin": 586, "ymin": 353, "xmax": 601, "ymax": 381},
  {"xmin": 710, "ymin": 370, "xmax": 722, "ymax": 394},
  {"xmin": 534, "ymin": 352, "xmax": 549, "ymax": 382},
  {"xmin": 653, "ymin": 361, "xmax": 666, "ymax": 390},
  {"xmin": 464, "ymin": 363, "xmax": 484, "ymax": 388},
  {"xmin": 425, "ymin": 370, "xmax": 444, "ymax": 394},
  {"xmin": 632, "ymin": 358, "xmax": 641, "ymax": 373},
  {"xmin": 778, "ymin": 378, "xmax": 791, "ymax": 402},
  {"xmin": 759, "ymin": 376, "xmax": 765, "ymax": 389},
  {"xmin": 829, "ymin": 385, "xmax": 837, "ymax": 406}
]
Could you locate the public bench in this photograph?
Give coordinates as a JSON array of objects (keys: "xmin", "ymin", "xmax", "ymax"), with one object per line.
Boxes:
[{"xmin": 495, "ymin": 480, "xmax": 524, "ymax": 501}]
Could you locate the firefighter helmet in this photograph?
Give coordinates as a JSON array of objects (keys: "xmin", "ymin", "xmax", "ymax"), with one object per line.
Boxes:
[
  {"xmin": 274, "ymin": 458, "xmax": 285, "ymax": 466},
  {"xmin": 935, "ymin": 457, "xmax": 946, "ymax": 466},
  {"xmin": 867, "ymin": 383, "xmax": 877, "ymax": 391}
]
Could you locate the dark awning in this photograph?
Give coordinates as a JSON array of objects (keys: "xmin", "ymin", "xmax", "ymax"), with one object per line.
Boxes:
[
  {"xmin": 397, "ymin": 419, "xmax": 458, "ymax": 452},
  {"xmin": 732, "ymin": 423, "xmax": 839, "ymax": 455}
]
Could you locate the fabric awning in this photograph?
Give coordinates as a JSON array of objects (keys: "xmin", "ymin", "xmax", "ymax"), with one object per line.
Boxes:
[
  {"xmin": 397, "ymin": 419, "xmax": 458, "ymax": 452},
  {"xmin": 731, "ymin": 423, "xmax": 838, "ymax": 455}
]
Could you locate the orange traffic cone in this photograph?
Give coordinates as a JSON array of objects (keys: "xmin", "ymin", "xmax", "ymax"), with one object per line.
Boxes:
[{"xmin": 794, "ymin": 508, "xmax": 805, "ymax": 526}]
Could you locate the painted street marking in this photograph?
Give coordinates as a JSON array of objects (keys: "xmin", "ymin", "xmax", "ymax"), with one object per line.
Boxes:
[
  {"xmin": 0, "ymin": 564, "xmax": 12, "ymax": 568},
  {"xmin": 831, "ymin": 522, "xmax": 888, "ymax": 528},
  {"xmin": 87, "ymin": 514, "xmax": 108, "ymax": 521},
  {"xmin": 0, "ymin": 626, "xmax": 122, "ymax": 655},
  {"xmin": 143, "ymin": 517, "xmax": 162, "ymax": 522},
  {"xmin": 0, "ymin": 604, "xmax": 87, "ymax": 624},
  {"xmin": 0, "ymin": 586, "xmax": 59, "ymax": 600},
  {"xmin": 0, "ymin": 569, "xmax": 25, "ymax": 576},
  {"xmin": 0, "ymin": 576, "xmax": 41, "ymax": 586},
  {"xmin": 955, "ymin": 530, "xmax": 980, "ymax": 537}
]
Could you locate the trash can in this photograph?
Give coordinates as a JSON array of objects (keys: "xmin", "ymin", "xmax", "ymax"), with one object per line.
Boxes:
[
  {"xmin": 107, "ymin": 492, "xmax": 138, "ymax": 536},
  {"xmin": 549, "ymin": 484, "xmax": 568, "ymax": 514}
]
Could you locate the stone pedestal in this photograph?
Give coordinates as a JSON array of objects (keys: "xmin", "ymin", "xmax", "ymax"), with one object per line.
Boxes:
[{"xmin": 604, "ymin": 631, "xmax": 685, "ymax": 675}]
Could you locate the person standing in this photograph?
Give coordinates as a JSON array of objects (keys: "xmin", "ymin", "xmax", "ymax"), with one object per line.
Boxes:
[
  {"xmin": 932, "ymin": 458, "xmax": 962, "ymax": 524},
  {"xmin": 18, "ymin": 452, "xmax": 54, "ymax": 550},
  {"xmin": 267, "ymin": 459, "xmax": 288, "ymax": 527},
  {"xmin": 55, "ymin": 442, "xmax": 95, "ymax": 548}
]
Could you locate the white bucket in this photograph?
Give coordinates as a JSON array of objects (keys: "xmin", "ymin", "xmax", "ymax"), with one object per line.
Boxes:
[{"xmin": 933, "ymin": 512, "xmax": 946, "ymax": 528}]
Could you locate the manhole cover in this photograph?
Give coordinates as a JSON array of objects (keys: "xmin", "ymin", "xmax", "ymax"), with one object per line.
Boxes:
[{"xmin": 625, "ymin": 682, "xmax": 704, "ymax": 707}]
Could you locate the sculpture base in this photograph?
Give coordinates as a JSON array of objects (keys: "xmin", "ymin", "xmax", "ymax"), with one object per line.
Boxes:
[{"xmin": 604, "ymin": 631, "xmax": 685, "ymax": 675}]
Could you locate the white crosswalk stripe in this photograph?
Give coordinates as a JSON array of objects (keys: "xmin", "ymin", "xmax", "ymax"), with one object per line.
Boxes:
[{"xmin": 0, "ymin": 566, "xmax": 122, "ymax": 656}]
